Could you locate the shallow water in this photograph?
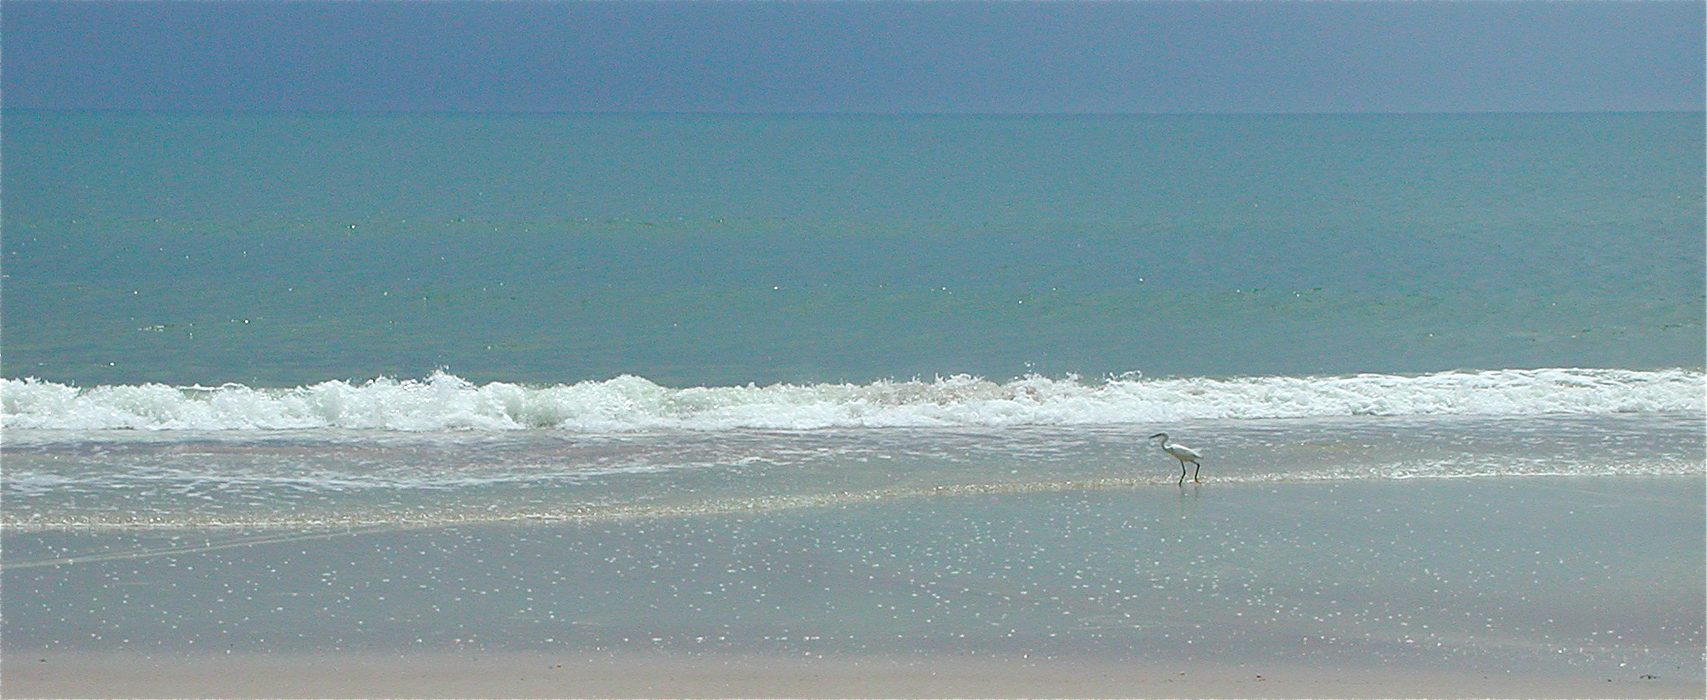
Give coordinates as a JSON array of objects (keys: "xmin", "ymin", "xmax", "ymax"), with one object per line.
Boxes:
[
  {"xmin": 4, "ymin": 412, "xmax": 1699, "ymax": 531},
  {"xmin": 5, "ymin": 475, "xmax": 1701, "ymax": 681}
]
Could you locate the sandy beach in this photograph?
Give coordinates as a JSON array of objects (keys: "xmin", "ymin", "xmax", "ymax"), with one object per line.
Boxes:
[{"xmin": 7, "ymin": 650, "xmax": 1702, "ymax": 698}]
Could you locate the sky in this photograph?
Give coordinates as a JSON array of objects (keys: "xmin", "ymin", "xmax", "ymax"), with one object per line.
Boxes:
[{"xmin": 3, "ymin": 1, "xmax": 1702, "ymax": 114}]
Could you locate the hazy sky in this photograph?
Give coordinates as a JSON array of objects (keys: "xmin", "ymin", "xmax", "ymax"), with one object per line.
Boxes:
[{"xmin": 4, "ymin": 1, "xmax": 1701, "ymax": 113}]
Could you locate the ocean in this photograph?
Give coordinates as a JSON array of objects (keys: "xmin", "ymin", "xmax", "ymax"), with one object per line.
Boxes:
[{"xmin": 3, "ymin": 111, "xmax": 1703, "ymax": 684}]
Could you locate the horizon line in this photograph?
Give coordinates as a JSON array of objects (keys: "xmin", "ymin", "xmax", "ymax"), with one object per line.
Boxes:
[{"xmin": 4, "ymin": 107, "xmax": 1703, "ymax": 118}]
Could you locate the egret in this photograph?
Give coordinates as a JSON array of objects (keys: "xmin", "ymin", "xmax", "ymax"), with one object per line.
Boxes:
[{"xmin": 1149, "ymin": 432, "xmax": 1203, "ymax": 485}]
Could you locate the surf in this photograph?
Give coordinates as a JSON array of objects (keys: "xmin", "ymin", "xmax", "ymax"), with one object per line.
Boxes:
[{"xmin": 4, "ymin": 367, "xmax": 1701, "ymax": 433}]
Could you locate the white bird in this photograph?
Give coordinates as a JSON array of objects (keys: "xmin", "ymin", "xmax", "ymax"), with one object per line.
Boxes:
[{"xmin": 1149, "ymin": 432, "xmax": 1203, "ymax": 485}]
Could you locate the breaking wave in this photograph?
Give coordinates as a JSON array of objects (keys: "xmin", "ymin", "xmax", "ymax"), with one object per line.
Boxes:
[{"xmin": 3, "ymin": 368, "xmax": 1701, "ymax": 433}]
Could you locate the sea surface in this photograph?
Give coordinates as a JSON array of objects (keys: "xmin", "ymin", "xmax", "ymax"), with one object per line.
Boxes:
[{"xmin": 2, "ymin": 111, "xmax": 1703, "ymax": 679}]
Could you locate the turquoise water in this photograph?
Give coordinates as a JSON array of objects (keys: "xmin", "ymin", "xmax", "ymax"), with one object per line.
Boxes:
[
  {"xmin": 3, "ymin": 111, "xmax": 1703, "ymax": 677},
  {"xmin": 4, "ymin": 112, "xmax": 1701, "ymax": 386}
]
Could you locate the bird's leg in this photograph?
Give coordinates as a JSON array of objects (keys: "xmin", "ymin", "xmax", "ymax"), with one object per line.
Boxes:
[
  {"xmin": 1192, "ymin": 461, "xmax": 1202, "ymax": 483},
  {"xmin": 1178, "ymin": 460, "xmax": 1187, "ymax": 486}
]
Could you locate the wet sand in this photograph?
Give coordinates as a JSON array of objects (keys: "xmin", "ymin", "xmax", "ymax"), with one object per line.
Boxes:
[
  {"xmin": 5, "ymin": 476, "xmax": 1702, "ymax": 698},
  {"xmin": 7, "ymin": 651, "xmax": 1702, "ymax": 698}
]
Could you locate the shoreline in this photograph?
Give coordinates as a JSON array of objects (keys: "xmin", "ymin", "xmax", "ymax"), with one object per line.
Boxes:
[{"xmin": 6, "ymin": 651, "xmax": 1701, "ymax": 699}]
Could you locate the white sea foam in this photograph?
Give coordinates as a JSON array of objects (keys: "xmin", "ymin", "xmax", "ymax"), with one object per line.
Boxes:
[{"xmin": 4, "ymin": 368, "xmax": 1700, "ymax": 433}]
